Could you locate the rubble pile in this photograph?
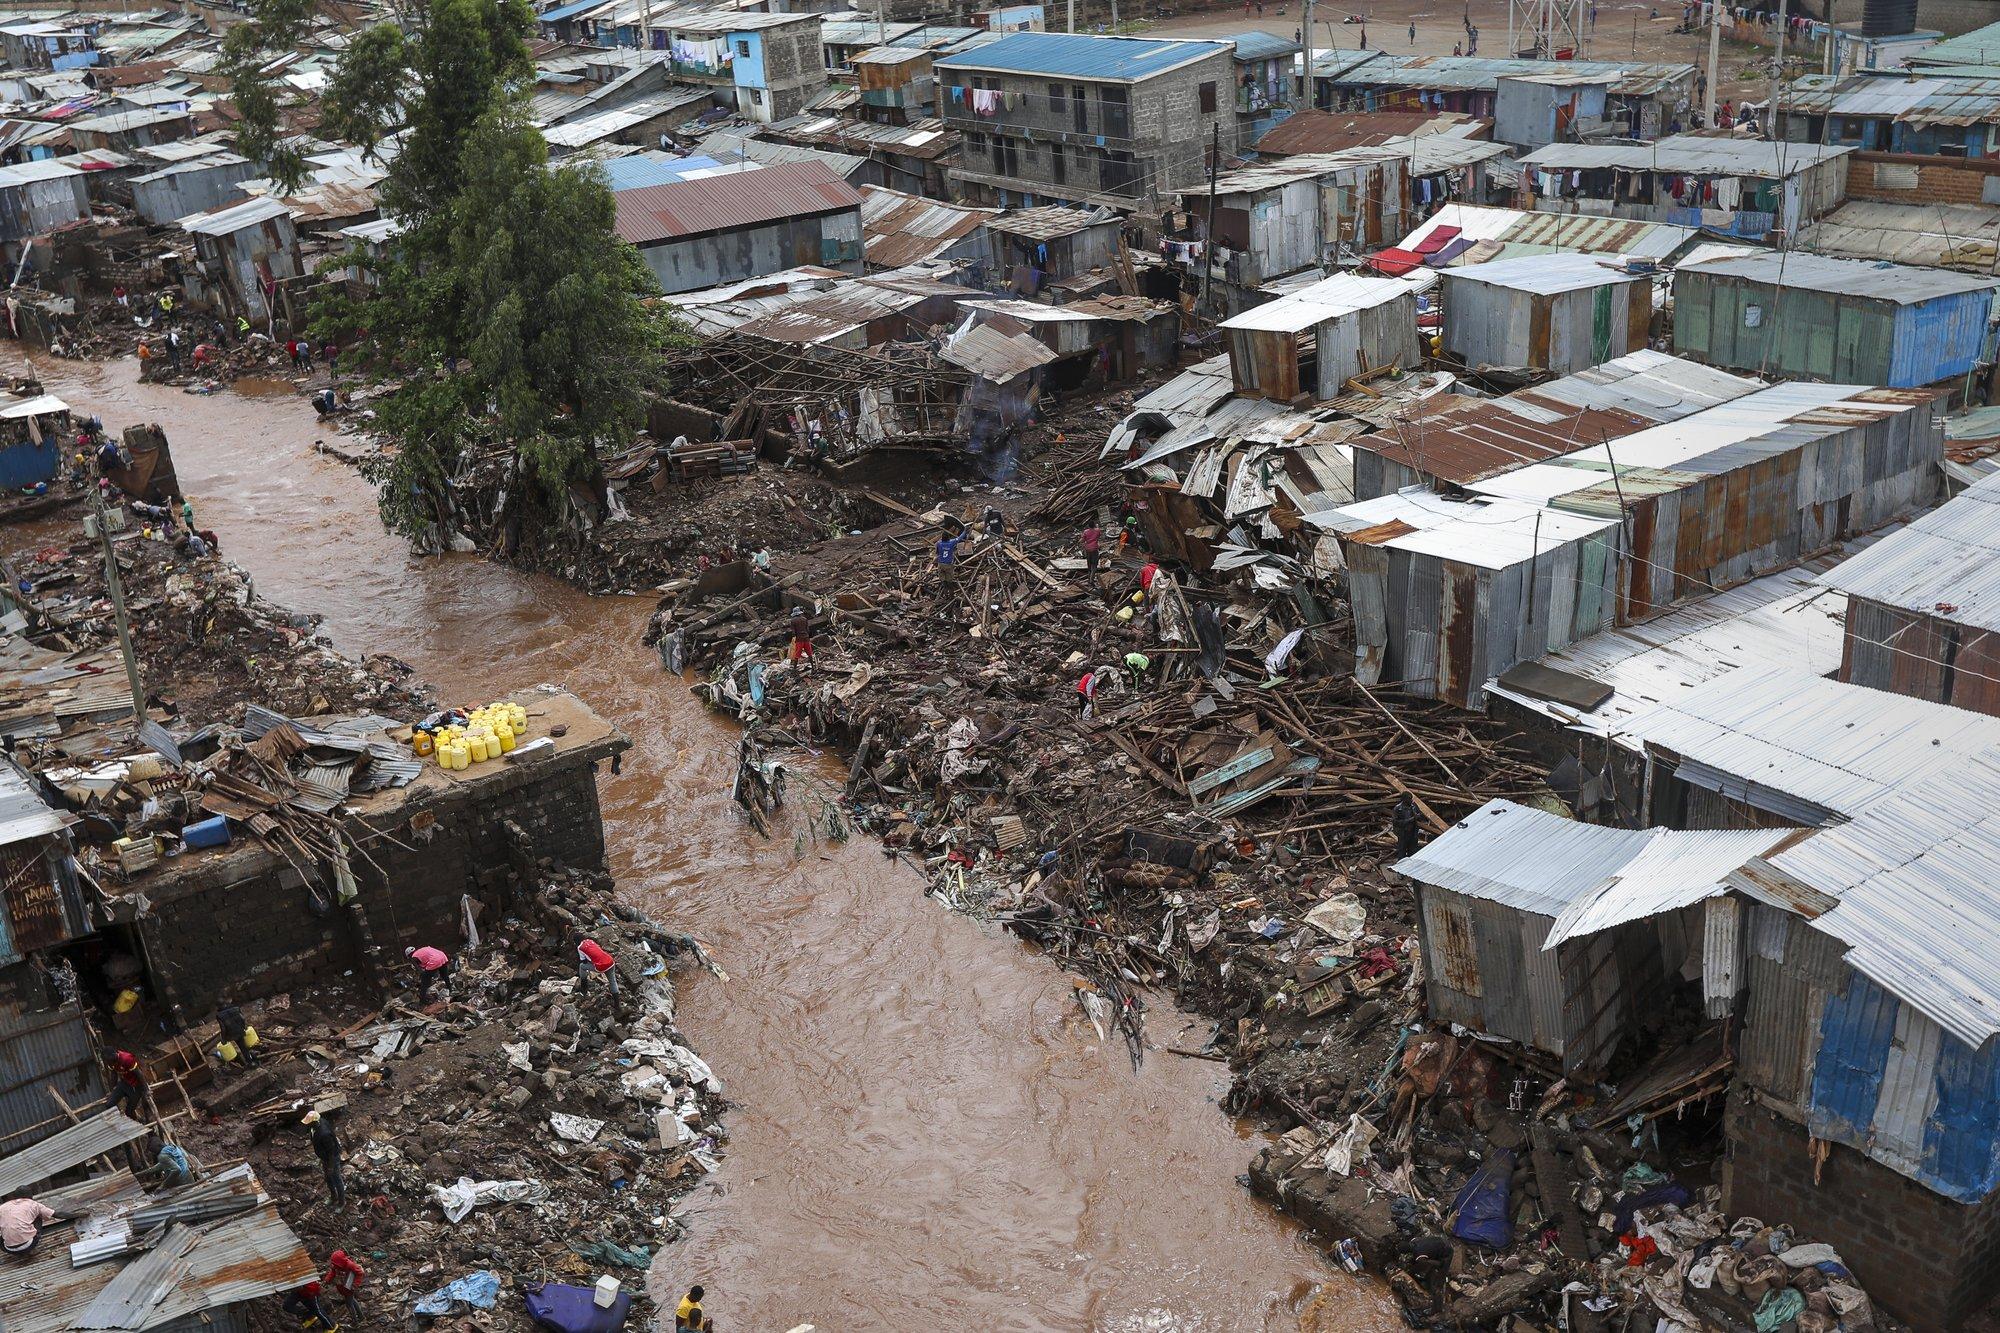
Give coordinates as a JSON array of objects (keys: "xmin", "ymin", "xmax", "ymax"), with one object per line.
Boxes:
[
  {"xmin": 177, "ymin": 864, "xmax": 725, "ymax": 1331},
  {"xmin": 13, "ymin": 518, "xmax": 424, "ymax": 724},
  {"xmin": 1253, "ymin": 1029, "xmax": 1910, "ymax": 1331}
]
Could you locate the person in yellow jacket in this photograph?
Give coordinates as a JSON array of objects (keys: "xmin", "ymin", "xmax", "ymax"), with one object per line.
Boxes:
[{"xmin": 674, "ymin": 1286, "xmax": 705, "ymax": 1330}]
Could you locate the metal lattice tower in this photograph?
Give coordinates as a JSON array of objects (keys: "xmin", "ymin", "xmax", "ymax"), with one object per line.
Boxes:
[{"xmin": 1507, "ymin": 0, "xmax": 1587, "ymax": 59}]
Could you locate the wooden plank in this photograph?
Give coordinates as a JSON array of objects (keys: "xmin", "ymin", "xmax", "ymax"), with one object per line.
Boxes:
[{"xmin": 1186, "ymin": 745, "xmax": 1276, "ymax": 799}]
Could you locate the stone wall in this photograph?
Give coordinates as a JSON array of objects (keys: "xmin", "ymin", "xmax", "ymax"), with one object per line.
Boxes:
[
  {"xmin": 1726, "ymin": 1087, "xmax": 2000, "ymax": 1331},
  {"xmin": 126, "ymin": 742, "xmax": 622, "ymax": 1020}
]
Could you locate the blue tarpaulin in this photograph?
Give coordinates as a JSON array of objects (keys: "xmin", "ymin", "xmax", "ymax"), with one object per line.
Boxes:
[
  {"xmin": 1450, "ymin": 1147, "xmax": 1514, "ymax": 1249},
  {"xmin": 522, "ymin": 1282, "xmax": 632, "ymax": 1333},
  {"xmin": 0, "ymin": 439, "xmax": 58, "ymax": 490},
  {"xmin": 413, "ymin": 1271, "xmax": 502, "ymax": 1317}
]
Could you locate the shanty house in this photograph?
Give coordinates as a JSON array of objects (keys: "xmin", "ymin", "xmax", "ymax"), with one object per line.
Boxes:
[
  {"xmin": 613, "ymin": 162, "xmax": 865, "ymax": 295},
  {"xmin": 1224, "ymin": 29, "xmax": 1299, "ymax": 142},
  {"xmin": 857, "ymin": 186, "xmax": 996, "ymax": 271},
  {"xmin": 1319, "ymin": 53, "xmax": 1694, "ymax": 140},
  {"xmin": 180, "ymin": 197, "xmax": 301, "ymax": 324},
  {"xmin": 1324, "ymin": 488, "xmax": 1623, "ymax": 707},
  {"xmin": 1467, "ymin": 381, "xmax": 1941, "ymax": 623},
  {"xmin": 1217, "ymin": 273, "xmax": 1422, "ymax": 402},
  {"xmin": 1440, "ymin": 253, "xmax": 1650, "ymax": 375},
  {"xmin": 1399, "ymin": 799, "xmax": 1798, "ymax": 1075},
  {"xmin": 1673, "ymin": 251, "xmax": 1999, "ymax": 390},
  {"xmin": 0, "ymin": 753, "xmax": 97, "ymax": 1155},
  {"xmin": 1815, "ymin": 470, "xmax": 2000, "ymax": 715},
  {"xmin": 0, "ymin": 159, "xmax": 88, "ymax": 252},
  {"xmin": 853, "ymin": 47, "xmax": 934, "ymax": 124},
  {"xmin": 64, "ymin": 107, "xmax": 194, "ymax": 154},
  {"xmin": 984, "ymin": 205, "xmax": 1121, "ymax": 295},
  {"xmin": 1347, "ymin": 350, "xmax": 1761, "ymax": 500},
  {"xmin": 0, "ymin": 393, "xmax": 71, "ymax": 490},
  {"xmin": 128, "ymin": 153, "xmax": 257, "ymax": 227},
  {"xmin": 1718, "ymin": 754, "xmax": 2000, "ymax": 1332},
  {"xmin": 0, "ymin": 22, "xmax": 95, "ymax": 72},
  {"xmin": 1517, "ymin": 137, "xmax": 1853, "ymax": 237},
  {"xmin": 1491, "ymin": 69, "xmax": 1613, "ymax": 149}
]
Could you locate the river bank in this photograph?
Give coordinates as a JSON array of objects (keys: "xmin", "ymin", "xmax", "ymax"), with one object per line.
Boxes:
[{"xmin": 3, "ymin": 349, "xmax": 1393, "ymax": 1332}]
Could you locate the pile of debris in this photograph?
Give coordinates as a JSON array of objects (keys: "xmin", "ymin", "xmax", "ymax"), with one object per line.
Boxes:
[
  {"xmin": 1252, "ymin": 1023, "xmax": 1908, "ymax": 1331},
  {"xmin": 174, "ymin": 863, "xmax": 726, "ymax": 1330},
  {"xmin": 11, "ymin": 515, "xmax": 424, "ymax": 725}
]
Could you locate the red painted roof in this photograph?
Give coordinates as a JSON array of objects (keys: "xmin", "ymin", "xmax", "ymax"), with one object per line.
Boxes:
[{"xmin": 613, "ymin": 162, "xmax": 863, "ymax": 246}]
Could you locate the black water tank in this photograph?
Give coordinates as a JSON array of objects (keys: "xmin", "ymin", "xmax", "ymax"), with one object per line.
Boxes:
[{"xmin": 1861, "ymin": 0, "xmax": 1917, "ymax": 37}]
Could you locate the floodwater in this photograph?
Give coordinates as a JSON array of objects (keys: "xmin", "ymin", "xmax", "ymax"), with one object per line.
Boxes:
[{"xmin": 2, "ymin": 353, "xmax": 1395, "ymax": 1332}]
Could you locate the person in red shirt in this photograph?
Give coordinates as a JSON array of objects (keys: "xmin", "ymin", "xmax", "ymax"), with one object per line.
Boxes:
[
  {"xmin": 1079, "ymin": 523, "xmax": 1102, "ymax": 582},
  {"xmin": 323, "ymin": 1250, "xmax": 364, "ymax": 1318},
  {"xmin": 282, "ymin": 1281, "xmax": 332, "ymax": 1329},
  {"xmin": 105, "ymin": 1050, "xmax": 144, "ymax": 1116},
  {"xmin": 404, "ymin": 946, "xmax": 449, "ymax": 1003},
  {"xmin": 576, "ymin": 936, "xmax": 618, "ymax": 1002}
]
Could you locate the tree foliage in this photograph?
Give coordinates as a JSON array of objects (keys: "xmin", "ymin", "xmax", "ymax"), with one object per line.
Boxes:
[
  {"xmin": 221, "ymin": 0, "xmax": 316, "ymax": 193},
  {"xmin": 380, "ymin": 0, "xmax": 535, "ymax": 219},
  {"xmin": 319, "ymin": 23, "xmax": 409, "ymax": 164},
  {"xmin": 316, "ymin": 109, "xmax": 678, "ymax": 540}
]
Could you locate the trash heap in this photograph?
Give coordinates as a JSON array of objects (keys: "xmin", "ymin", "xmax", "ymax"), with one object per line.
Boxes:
[
  {"xmin": 17, "ymin": 517, "xmax": 424, "ymax": 724},
  {"xmin": 178, "ymin": 865, "xmax": 727, "ymax": 1331},
  {"xmin": 1248, "ymin": 1025, "xmax": 1908, "ymax": 1332}
]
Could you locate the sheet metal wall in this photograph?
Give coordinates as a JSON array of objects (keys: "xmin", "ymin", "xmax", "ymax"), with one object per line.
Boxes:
[
  {"xmin": 1676, "ymin": 269, "xmax": 1993, "ymax": 388},
  {"xmin": 1842, "ymin": 597, "xmax": 2000, "ymax": 717},
  {"xmin": 1318, "ymin": 293, "xmax": 1423, "ymax": 391},
  {"xmin": 0, "ymin": 174, "xmax": 86, "ymax": 244},
  {"xmin": 1417, "ymin": 883, "xmax": 1629, "ymax": 1071},
  {"xmin": 131, "ymin": 159, "xmax": 258, "ymax": 227},
  {"xmin": 0, "ymin": 964, "xmax": 103, "ymax": 1156},
  {"xmin": 1738, "ymin": 903, "xmax": 2000, "ymax": 1205},
  {"xmin": 636, "ymin": 208, "xmax": 866, "ymax": 295},
  {"xmin": 1447, "ymin": 276, "xmax": 1647, "ymax": 375}
]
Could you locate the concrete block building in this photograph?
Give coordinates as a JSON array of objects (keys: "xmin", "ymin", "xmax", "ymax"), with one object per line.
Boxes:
[{"xmin": 936, "ymin": 32, "xmax": 1236, "ymax": 210}]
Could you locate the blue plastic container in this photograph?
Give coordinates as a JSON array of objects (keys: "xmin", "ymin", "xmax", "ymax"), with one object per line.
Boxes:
[{"xmin": 181, "ymin": 816, "xmax": 231, "ymax": 849}]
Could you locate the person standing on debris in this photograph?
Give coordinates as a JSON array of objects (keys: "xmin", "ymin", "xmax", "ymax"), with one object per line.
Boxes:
[
  {"xmin": 236, "ymin": 314, "xmax": 251, "ymax": 341},
  {"xmin": 104, "ymin": 1050, "xmax": 145, "ymax": 1116},
  {"xmin": 323, "ymin": 1251, "xmax": 364, "ymax": 1320},
  {"xmin": 282, "ymin": 1281, "xmax": 334, "ymax": 1330},
  {"xmin": 1080, "ymin": 521, "xmax": 1102, "ymax": 583},
  {"xmin": 675, "ymin": 1286, "xmax": 705, "ymax": 1331},
  {"xmin": 935, "ymin": 531, "xmax": 961, "ymax": 566},
  {"xmin": 1123, "ymin": 651, "xmax": 1150, "ymax": 690},
  {"xmin": 577, "ymin": 935, "xmax": 619, "ymax": 1002},
  {"xmin": 157, "ymin": 292, "xmax": 173, "ymax": 319},
  {"xmin": 405, "ymin": 945, "xmax": 450, "ymax": 1003},
  {"xmin": 0, "ymin": 1197, "xmax": 60, "ymax": 1257},
  {"xmin": 1392, "ymin": 793, "xmax": 1422, "ymax": 860},
  {"xmin": 216, "ymin": 1001, "xmax": 259, "ymax": 1066},
  {"xmin": 983, "ymin": 505, "xmax": 1006, "ymax": 539},
  {"xmin": 1076, "ymin": 668, "xmax": 1103, "ymax": 719},
  {"xmin": 165, "ymin": 326, "xmax": 183, "ymax": 371},
  {"xmin": 305, "ymin": 1111, "xmax": 346, "ymax": 1207},
  {"xmin": 786, "ymin": 607, "xmax": 814, "ymax": 672}
]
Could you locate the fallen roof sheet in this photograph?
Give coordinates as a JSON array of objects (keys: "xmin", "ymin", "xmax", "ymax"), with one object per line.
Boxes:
[
  {"xmin": 0, "ymin": 1111, "xmax": 149, "ymax": 1196},
  {"xmin": 858, "ymin": 185, "xmax": 995, "ymax": 267}
]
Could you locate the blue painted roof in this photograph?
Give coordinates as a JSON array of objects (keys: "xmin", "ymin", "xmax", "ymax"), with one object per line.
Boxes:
[
  {"xmin": 602, "ymin": 156, "xmax": 725, "ymax": 190},
  {"xmin": 1222, "ymin": 29, "xmax": 1300, "ymax": 61},
  {"xmin": 536, "ymin": 0, "xmax": 601, "ymax": 22},
  {"xmin": 934, "ymin": 32, "xmax": 1228, "ymax": 80}
]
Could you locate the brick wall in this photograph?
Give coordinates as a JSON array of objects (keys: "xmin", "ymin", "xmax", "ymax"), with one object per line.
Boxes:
[
  {"xmin": 1726, "ymin": 1087, "xmax": 2000, "ymax": 1331},
  {"xmin": 1845, "ymin": 150, "xmax": 2000, "ymax": 207},
  {"xmin": 133, "ymin": 750, "xmax": 618, "ymax": 1019}
]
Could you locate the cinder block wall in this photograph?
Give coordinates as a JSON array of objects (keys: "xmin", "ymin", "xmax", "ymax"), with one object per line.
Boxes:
[
  {"xmin": 1726, "ymin": 1088, "xmax": 2000, "ymax": 1331},
  {"xmin": 135, "ymin": 753, "xmax": 616, "ymax": 1018}
]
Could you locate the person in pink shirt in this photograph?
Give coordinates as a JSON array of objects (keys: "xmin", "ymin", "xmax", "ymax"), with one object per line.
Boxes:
[
  {"xmin": 0, "ymin": 1197, "xmax": 60, "ymax": 1257},
  {"xmin": 405, "ymin": 946, "xmax": 450, "ymax": 1003}
]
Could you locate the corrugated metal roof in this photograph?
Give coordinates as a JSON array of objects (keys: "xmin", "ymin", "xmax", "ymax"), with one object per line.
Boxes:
[
  {"xmin": 1518, "ymin": 346, "xmax": 1763, "ymax": 420},
  {"xmin": 859, "ymin": 185, "xmax": 994, "ymax": 267},
  {"xmin": 1322, "ymin": 50, "xmax": 1694, "ymax": 97},
  {"xmin": 1909, "ymin": 18, "xmax": 2000, "ymax": 68},
  {"xmin": 1817, "ymin": 470, "xmax": 2000, "ymax": 631},
  {"xmin": 1395, "ymin": 798, "xmax": 1653, "ymax": 917},
  {"xmin": 1622, "ymin": 663, "xmax": 2000, "ymax": 821},
  {"xmin": 985, "ymin": 204, "xmax": 1116, "ymax": 240},
  {"xmin": 1469, "ymin": 381, "xmax": 1916, "ymax": 504},
  {"xmin": 763, "ymin": 112, "xmax": 957, "ymax": 160},
  {"xmin": 1323, "ymin": 486, "xmax": 1620, "ymax": 569},
  {"xmin": 179, "ymin": 195, "xmax": 289, "ymax": 236},
  {"xmin": 1678, "ymin": 248, "xmax": 2000, "ymax": 304},
  {"xmin": 1219, "ymin": 272, "xmax": 1413, "ymax": 332},
  {"xmin": 1255, "ymin": 109, "xmax": 1485, "ymax": 155},
  {"xmin": 1518, "ymin": 135, "xmax": 1853, "ymax": 179},
  {"xmin": 939, "ymin": 320, "xmax": 1055, "ymax": 379},
  {"xmin": 1803, "ymin": 200, "xmax": 2000, "ymax": 273},
  {"xmin": 1223, "ymin": 29, "xmax": 1300, "ymax": 60},
  {"xmin": 934, "ymin": 32, "xmax": 1228, "ymax": 81},
  {"xmin": 1442, "ymin": 251, "xmax": 1648, "ymax": 295},
  {"xmin": 1483, "ymin": 546, "xmax": 1859, "ymax": 738},
  {"xmin": 1738, "ymin": 745, "xmax": 2000, "ymax": 1049},
  {"xmin": 1397, "ymin": 203, "xmax": 1695, "ymax": 264},
  {"xmin": 1357, "ymin": 395, "xmax": 1649, "ymax": 483},
  {"xmin": 0, "ymin": 1111, "xmax": 149, "ymax": 1196},
  {"xmin": 1545, "ymin": 823, "xmax": 1804, "ymax": 947},
  {"xmin": 613, "ymin": 161, "xmax": 862, "ymax": 245}
]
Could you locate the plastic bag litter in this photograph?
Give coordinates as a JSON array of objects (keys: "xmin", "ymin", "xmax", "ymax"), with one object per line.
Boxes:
[
  {"xmin": 429, "ymin": 1177, "xmax": 550, "ymax": 1223},
  {"xmin": 412, "ymin": 1270, "xmax": 501, "ymax": 1316},
  {"xmin": 503, "ymin": 1041, "xmax": 533, "ymax": 1072},
  {"xmin": 620, "ymin": 1038, "xmax": 721, "ymax": 1093},
  {"xmin": 1303, "ymin": 893, "xmax": 1367, "ymax": 944},
  {"xmin": 1322, "ymin": 1113, "xmax": 1378, "ymax": 1177},
  {"xmin": 572, "ymin": 1239, "xmax": 651, "ymax": 1269},
  {"xmin": 550, "ymin": 1113, "xmax": 605, "ymax": 1143}
]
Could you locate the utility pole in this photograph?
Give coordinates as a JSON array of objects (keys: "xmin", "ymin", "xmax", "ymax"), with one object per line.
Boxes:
[
  {"xmin": 1201, "ymin": 122, "xmax": 1220, "ymax": 317},
  {"xmin": 877, "ymin": 0, "xmax": 887, "ymax": 46},
  {"xmin": 1768, "ymin": 0, "xmax": 1790, "ymax": 133},
  {"xmin": 1067, "ymin": 0, "xmax": 1074, "ymax": 32},
  {"xmin": 1705, "ymin": 0, "xmax": 1721, "ymax": 126},
  {"xmin": 87, "ymin": 474, "xmax": 144, "ymax": 722},
  {"xmin": 1823, "ymin": 0, "xmax": 1835, "ymax": 72},
  {"xmin": 1300, "ymin": 0, "xmax": 1315, "ymax": 111}
]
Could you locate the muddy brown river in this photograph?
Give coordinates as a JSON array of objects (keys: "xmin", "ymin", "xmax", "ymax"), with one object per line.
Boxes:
[{"xmin": 3, "ymin": 353, "xmax": 1394, "ymax": 1332}]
